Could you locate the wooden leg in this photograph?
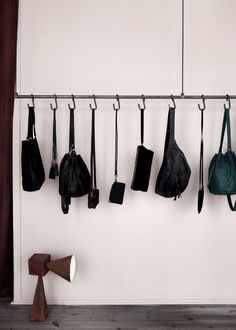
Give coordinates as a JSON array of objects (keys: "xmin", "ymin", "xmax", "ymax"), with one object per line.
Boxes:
[{"xmin": 30, "ymin": 276, "xmax": 48, "ymax": 322}]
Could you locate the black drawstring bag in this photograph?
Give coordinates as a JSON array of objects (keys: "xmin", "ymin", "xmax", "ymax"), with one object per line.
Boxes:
[
  {"xmin": 59, "ymin": 107, "xmax": 91, "ymax": 214},
  {"xmin": 21, "ymin": 105, "xmax": 45, "ymax": 191},
  {"xmin": 109, "ymin": 105, "xmax": 126, "ymax": 205},
  {"xmin": 155, "ymin": 107, "xmax": 191, "ymax": 199},
  {"xmin": 49, "ymin": 108, "xmax": 59, "ymax": 179},
  {"xmin": 131, "ymin": 103, "xmax": 154, "ymax": 192},
  {"xmin": 88, "ymin": 101, "xmax": 99, "ymax": 209}
]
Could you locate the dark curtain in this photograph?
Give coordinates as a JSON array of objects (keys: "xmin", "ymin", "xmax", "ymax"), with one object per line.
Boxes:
[{"xmin": 0, "ymin": 0, "xmax": 18, "ymax": 297}]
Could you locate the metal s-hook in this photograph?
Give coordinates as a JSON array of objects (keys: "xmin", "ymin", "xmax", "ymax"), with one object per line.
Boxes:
[
  {"xmin": 50, "ymin": 94, "xmax": 58, "ymax": 111},
  {"xmin": 138, "ymin": 94, "xmax": 146, "ymax": 111},
  {"xmin": 113, "ymin": 94, "xmax": 120, "ymax": 111},
  {"xmin": 169, "ymin": 94, "xmax": 176, "ymax": 109},
  {"xmin": 89, "ymin": 94, "xmax": 97, "ymax": 110},
  {"xmin": 28, "ymin": 94, "xmax": 35, "ymax": 108},
  {"xmin": 224, "ymin": 94, "xmax": 231, "ymax": 110},
  {"xmin": 68, "ymin": 94, "xmax": 76, "ymax": 110},
  {"xmin": 198, "ymin": 95, "xmax": 206, "ymax": 111}
]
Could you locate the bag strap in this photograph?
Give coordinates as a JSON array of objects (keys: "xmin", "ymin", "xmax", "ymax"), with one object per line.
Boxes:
[
  {"xmin": 140, "ymin": 108, "xmax": 144, "ymax": 145},
  {"xmin": 227, "ymin": 195, "xmax": 236, "ymax": 211},
  {"xmin": 165, "ymin": 107, "xmax": 175, "ymax": 147},
  {"xmin": 114, "ymin": 109, "xmax": 118, "ymax": 181},
  {"xmin": 90, "ymin": 107, "xmax": 97, "ymax": 188},
  {"xmin": 69, "ymin": 108, "xmax": 75, "ymax": 153},
  {"xmin": 26, "ymin": 106, "xmax": 36, "ymax": 139},
  {"xmin": 219, "ymin": 108, "xmax": 231, "ymax": 153},
  {"xmin": 199, "ymin": 107, "xmax": 204, "ymax": 190},
  {"xmin": 51, "ymin": 109, "xmax": 58, "ymax": 165}
]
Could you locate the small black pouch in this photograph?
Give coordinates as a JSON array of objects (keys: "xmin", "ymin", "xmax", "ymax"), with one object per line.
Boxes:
[
  {"xmin": 131, "ymin": 102, "xmax": 154, "ymax": 192},
  {"xmin": 88, "ymin": 98, "xmax": 100, "ymax": 209},
  {"xmin": 109, "ymin": 99, "xmax": 126, "ymax": 205},
  {"xmin": 88, "ymin": 188, "xmax": 100, "ymax": 208},
  {"xmin": 109, "ymin": 181, "xmax": 126, "ymax": 204},
  {"xmin": 21, "ymin": 106, "xmax": 45, "ymax": 192}
]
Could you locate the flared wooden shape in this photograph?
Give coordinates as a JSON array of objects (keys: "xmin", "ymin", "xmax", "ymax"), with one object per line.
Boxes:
[
  {"xmin": 30, "ymin": 276, "xmax": 48, "ymax": 322},
  {"xmin": 47, "ymin": 255, "xmax": 73, "ymax": 282}
]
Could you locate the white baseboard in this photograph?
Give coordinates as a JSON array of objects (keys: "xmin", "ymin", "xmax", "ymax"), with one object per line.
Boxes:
[{"xmin": 11, "ymin": 297, "xmax": 236, "ymax": 305}]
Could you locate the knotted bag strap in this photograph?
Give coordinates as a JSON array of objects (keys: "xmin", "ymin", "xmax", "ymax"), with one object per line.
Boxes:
[
  {"xmin": 114, "ymin": 109, "xmax": 118, "ymax": 181},
  {"xmin": 69, "ymin": 108, "xmax": 75, "ymax": 153},
  {"xmin": 165, "ymin": 107, "xmax": 175, "ymax": 148},
  {"xmin": 90, "ymin": 107, "xmax": 97, "ymax": 188},
  {"xmin": 219, "ymin": 108, "xmax": 231, "ymax": 153},
  {"xmin": 26, "ymin": 106, "xmax": 36, "ymax": 139}
]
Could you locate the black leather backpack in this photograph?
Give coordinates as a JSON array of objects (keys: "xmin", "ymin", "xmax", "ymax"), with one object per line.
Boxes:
[{"xmin": 155, "ymin": 107, "xmax": 191, "ymax": 199}]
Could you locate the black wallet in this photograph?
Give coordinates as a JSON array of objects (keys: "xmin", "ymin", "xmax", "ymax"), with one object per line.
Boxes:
[
  {"xmin": 109, "ymin": 181, "xmax": 126, "ymax": 205},
  {"xmin": 131, "ymin": 145, "xmax": 154, "ymax": 192}
]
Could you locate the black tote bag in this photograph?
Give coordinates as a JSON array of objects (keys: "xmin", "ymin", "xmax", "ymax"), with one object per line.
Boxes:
[{"xmin": 21, "ymin": 106, "xmax": 45, "ymax": 192}]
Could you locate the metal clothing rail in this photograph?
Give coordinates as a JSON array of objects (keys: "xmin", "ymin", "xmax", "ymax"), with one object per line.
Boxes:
[{"xmin": 14, "ymin": 94, "xmax": 236, "ymax": 101}]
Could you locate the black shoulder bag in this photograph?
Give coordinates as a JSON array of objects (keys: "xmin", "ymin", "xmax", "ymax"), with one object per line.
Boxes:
[
  {"xmin": 208, "ymin": 108, "xmax": 236, "ymax": 211},
  {"xmin": 59, "ymin": 107, "xmax": 91, "ymax": 214},
  {"xmin": 21, "ymin": 105, "xmax": 45, "ymax": 191},
  {"xmin": 155, "ymin": 107, "xmax": 191, "ymax": 199},
  {"xmin": 88, "ymin": 104, "xmax": 99, "ymax": 208},
  {"xmin": 109, "ymin": 107, "xmax": 126, "ymax": 204},
  {"xmin": 131, "ymin": 103, "xmax": 154, "ymax": 192}
]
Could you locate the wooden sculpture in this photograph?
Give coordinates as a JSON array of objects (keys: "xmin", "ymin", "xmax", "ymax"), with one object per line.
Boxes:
[{"xmin": 28, "ymin": 253, "xmax": 76, "ymax": 322}]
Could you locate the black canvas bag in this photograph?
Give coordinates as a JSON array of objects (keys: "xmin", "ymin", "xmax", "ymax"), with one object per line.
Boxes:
[
  {"xmin": 155, "ymin": 107, "xmax": 191, "ymax": 199},
  {"xmin": 131, "ymin": 103, "xmax": 154, "ymax": 192},
  {"xmin": 59, "ymin": 107, "xmax": 91, "ymax": 214},
  {"xmin": 88, "ymin": 101, "xmax": 99, "ymax": 209},
  {"xmin": 109, "ymin": 104, "xmax": 126, "ymax": 204},
  {"xmin": 21, "ymin": 106, "xmax": 45, "ymax": 191}
]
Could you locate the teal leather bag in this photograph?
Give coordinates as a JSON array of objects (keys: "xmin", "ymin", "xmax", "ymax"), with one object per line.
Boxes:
[{"xmin": 208, "ymin": 108, "xmax": 236, "ymax": 211}]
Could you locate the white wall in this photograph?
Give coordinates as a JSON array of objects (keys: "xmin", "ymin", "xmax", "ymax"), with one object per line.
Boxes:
[{"xmin": 13, "ymin": 0, "xmax": 236, "ymax": 305}]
